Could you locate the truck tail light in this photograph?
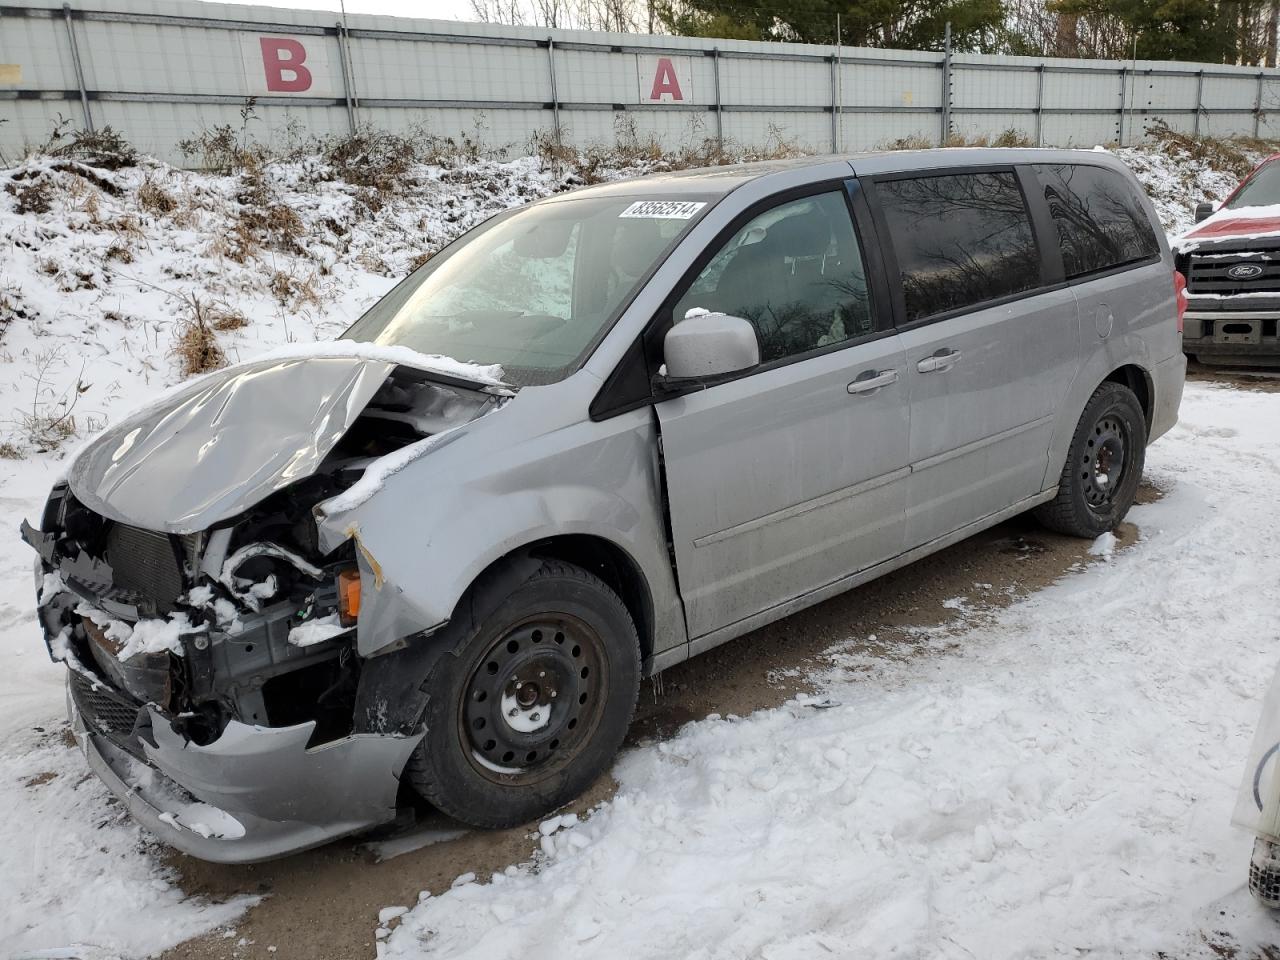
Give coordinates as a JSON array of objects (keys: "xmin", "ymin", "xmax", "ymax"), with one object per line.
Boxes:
[
  {"xmin": 1173, "ymin": 269, "xmax": 1187, "ymax": 334},
  {"xmin": 337, "ymin": 568, "xmax": 360, "ymax": 626}
]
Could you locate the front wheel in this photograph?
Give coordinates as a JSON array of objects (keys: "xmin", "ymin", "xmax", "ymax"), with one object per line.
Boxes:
[
  {"xmin": 1035, "ymin": 381, "xmax": 1146, "ymax": 539},
  {"xmin": 405, "ymin": 559, "xmax": 640, "ymax": 829}
]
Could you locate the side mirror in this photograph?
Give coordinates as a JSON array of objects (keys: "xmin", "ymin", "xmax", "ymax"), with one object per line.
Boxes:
[
  {"xmin": 662, "ymin": 311, "xmax": 760, "ymax": 383},
  {"xmin": 1195, "ymin": 201, "xmax": 1216, "ymax": 223}
]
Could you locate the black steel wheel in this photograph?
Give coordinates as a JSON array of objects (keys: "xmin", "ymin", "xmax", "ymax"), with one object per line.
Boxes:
[
  {"xmin": 460, "ymin": 614, "xmax": 607, "ymax": 785},
  {"xmin": 405, "ymin": 558, "xmax": 640, "ymax": 829},
  {"xmin": 1036, "ymin": 381, "xmax": 1146, "ymax": 539},
  {"xmin": 1081, "ymin": 414, "xmax": 1127, "ymax": 511}
]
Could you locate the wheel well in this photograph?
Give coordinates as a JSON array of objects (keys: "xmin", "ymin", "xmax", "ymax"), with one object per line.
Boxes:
[
  {"xmin": 472, "ymin": 536, "xmax": 654, "ymax": 667},
  {"xmin": 1104, "ymin": 365, "xmax": 1152, "ymax": 430}
]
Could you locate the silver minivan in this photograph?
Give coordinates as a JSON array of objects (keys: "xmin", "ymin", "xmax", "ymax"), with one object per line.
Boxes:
[{"xmin": 25, "ymin": 149, "xmax": 1185, "ymax": 862}]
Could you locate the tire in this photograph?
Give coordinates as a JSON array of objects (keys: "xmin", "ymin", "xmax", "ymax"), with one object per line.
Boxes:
[
  {"xmin": 1034, "ymin": 381, "xmax": 1146, "ymax": 539},
  {"xmin": 405, "ymin": 559, "xmax": 640, "ymax": 829}
]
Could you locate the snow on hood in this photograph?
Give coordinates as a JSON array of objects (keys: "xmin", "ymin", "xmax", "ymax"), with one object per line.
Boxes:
[
  {"xmin": 67, "ymin": 343, "xmax": 505, "ymax": 533},
  {"xmin": 1173, "ymin": 202, "xmax": 1280, "ymax": 252}
]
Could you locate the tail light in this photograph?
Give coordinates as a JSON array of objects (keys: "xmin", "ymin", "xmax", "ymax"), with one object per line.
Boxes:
[
  {"xmin": 1173, "ymin": 269, "xmax": 1187, "ymax": 334},
  {"xmin": 337, "ymin": 568, "xmax": 361, "ymax": 626}
]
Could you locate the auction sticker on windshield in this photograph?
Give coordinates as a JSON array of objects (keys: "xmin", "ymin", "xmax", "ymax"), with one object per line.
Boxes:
[{"xmin": 619, "ymin": 200, "xmax": 707, "ymax": 219}]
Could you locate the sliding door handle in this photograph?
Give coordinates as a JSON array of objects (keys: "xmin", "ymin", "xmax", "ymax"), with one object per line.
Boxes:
[
  {"xmin": 916, "ymin": 349, "xmax": 962, "ymax": 374},
  {"xmin": 847, "ymin": 369, "xmax": 899, "ymax": 395}
]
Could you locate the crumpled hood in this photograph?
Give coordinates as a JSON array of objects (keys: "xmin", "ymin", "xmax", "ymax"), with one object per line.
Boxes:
[{"xmin": 68, "ymin": 355, "xmax": 398, "ymax": 533}]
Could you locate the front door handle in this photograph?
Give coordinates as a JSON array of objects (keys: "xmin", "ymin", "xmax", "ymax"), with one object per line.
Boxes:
[
  {"xmin": 847, "ymin": 369, "xmax": 899, "ymax": 395},
  {"xmin": 916, "ymin": 349, "xmax": 962, "ymax": 374}
]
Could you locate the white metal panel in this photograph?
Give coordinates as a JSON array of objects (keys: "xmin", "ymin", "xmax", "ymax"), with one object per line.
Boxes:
[
  {"xmin": 952, "ymin": 66, "xmax": 1038, "ymax": 111},
  {"xmin": 842, "ymin": 61, "xmax": 940, "ymax": 109},
  {"xmin": 0, "ymin": 0, "xmax": 1278, "ymax": 166}
]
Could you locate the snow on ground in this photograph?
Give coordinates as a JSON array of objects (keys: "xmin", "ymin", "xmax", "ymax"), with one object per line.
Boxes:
[
  {"xmin": 0, "ymin": 136, "xmax": 1275, "ymax": 956},
  {"xmin": 380, "ymin": 381, "xmax": 1280, "ymax": 959}
]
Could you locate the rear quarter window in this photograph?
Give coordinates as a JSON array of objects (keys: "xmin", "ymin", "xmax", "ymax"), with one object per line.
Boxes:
[
  {"xmin": 874, "ymin": 171, "xmax": 1041, "ymax": 323},
  {"xmin": 1034, "ymin": 164, "xmax": 1160, "ymax": 279}
]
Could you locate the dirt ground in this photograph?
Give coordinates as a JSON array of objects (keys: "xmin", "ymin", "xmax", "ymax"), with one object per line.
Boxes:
[{"xmin": 162, "ymin": 486, "xmax": 1159, "ymax": 960}]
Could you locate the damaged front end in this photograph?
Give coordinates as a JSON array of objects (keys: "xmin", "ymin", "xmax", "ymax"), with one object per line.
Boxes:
[{"xmin": 23, "ymin": 352, "xmax": 508, "ymax": 862}]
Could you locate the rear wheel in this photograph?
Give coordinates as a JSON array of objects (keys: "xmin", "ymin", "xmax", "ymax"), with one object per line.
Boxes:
[
  {"xmin": 405, "ymin": 559, "xmax": 640, "ymax": 829},
  {"xmin": 1035, "ymin": 381, "xmax": 1146, "ymax": 539}
]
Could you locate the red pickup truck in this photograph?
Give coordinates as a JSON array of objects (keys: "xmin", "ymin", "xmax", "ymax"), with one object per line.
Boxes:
[{"xmin": 1174, "ymin": 154, "xmax": 1280, "ymax": 366}]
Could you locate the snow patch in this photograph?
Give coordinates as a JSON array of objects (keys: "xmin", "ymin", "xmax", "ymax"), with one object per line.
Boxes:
[
  {"xmin": 288, "ymin": 613, "xmax": 349, "ymax": 648},
  {"xmin": 254, "ymin": 339, "xmax": 507, "ymax": 388},
  {"xmin": 318, "ymin": 427, "xmax": 464, "ymax": 516},
  {"xmin": 74, "ymin": 602, "xmax": 201, "ymax": 660}
]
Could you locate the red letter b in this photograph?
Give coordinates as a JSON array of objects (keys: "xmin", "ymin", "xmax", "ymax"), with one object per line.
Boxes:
[{"xmin": 260, "ymin": 37, "xmax": 312, "ymax": 93}]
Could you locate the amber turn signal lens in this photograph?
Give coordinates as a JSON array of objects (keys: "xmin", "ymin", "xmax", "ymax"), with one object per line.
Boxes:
[{"xmin": 337, "ymin": 569, "xmax": 360, "ymax": 626}]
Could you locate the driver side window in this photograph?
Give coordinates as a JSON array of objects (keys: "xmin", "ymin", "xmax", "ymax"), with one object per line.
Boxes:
[{"xmin": 673, "ymin": 190, "xmax": 874, "ymax": 364}]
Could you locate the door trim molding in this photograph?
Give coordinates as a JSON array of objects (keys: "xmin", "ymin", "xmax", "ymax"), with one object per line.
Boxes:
[
  {"xmin": 910, "ymin": 413, "xmax": 1053, "ymax": 473},
  {"xmin": 692, "ymin": 466, "xmax": 911, "ymax": 549}
]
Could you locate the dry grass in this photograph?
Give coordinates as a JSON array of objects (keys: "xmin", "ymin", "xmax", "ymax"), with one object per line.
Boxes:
[
  {"xmin": 137, "ymin": 178, "xmax": 177, "ymax": 216},
  {"xmin": 268, "ymin": 268, "xmax": 322, "ymax": 311},
  {"xmin": 178, "ymin": 121, "xmax": 270, "ymax": 176},
  {"xmin": 0, "ymin": 441, "xmax": 24, "ymax": 460},
  {"xmin": 880, "ymin": 128, "xmax": 1035, "ymax": 151},
  {"xmin": 17, "ymin": 350, "xmax": 89, "ymax": 452},
  {"xmin": 208, "ymin": 301, "xmax": 249, "ymax": 331},
  {"xmin": 0, "ymin": 278, "xmax": 33, "ymax": 337},
  {"xmin": 171, "ymin": 296, "xmax": 228, "ymax": 377},
  {"xmin": 1144, "ymin": 119, "xmax": 1278, "ymax": 179},
  {"xmin": 4, "ymin": 174, "xmax": 54, "ymax": 215},
  {"xmin": 532, "ymin": 116, "xmax": 800, "ymax": 184}
]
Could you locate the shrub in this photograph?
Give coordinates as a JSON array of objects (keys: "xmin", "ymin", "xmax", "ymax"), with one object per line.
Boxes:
[{"xmin": 171, "ymin": 297, "xmax": 228, "ymax": 377}]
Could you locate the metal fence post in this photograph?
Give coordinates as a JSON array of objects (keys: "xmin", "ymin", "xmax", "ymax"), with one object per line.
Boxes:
[
  {"xmin": 62, "ymin": 4, "xmax": 93, "ymax": 132},
  {"xmin": 712, "ymin": 48, "xmax": 723, "ymax": 148},
  {"xmin": 1035, "ymin": 62, "xmax": 1045, "ymax": 146},
  {"xmin": 335, "ymin": 22, "xmax": 357, "ymax": 134},
  {"xmin": 829, "ymin": 54, "xmax": 839, "ymax": 152},
  {"xmin": 940, "ymin": 22, "xmax": 952, "ymax": 145},
  {"xmin": 1256, "ymin": 70, "xmax": 1265, "ymax": 138},
  {"xmin": 1118, "ymin": 65, "xmax": 1127, "ymax": 145},
  {"xmin": 546, "ymin": 37, "xmax": 561, "ymax": 143},
  {"xmin": 1193, "ymin": 69, "xmax": 1204, "ymax": 136}
]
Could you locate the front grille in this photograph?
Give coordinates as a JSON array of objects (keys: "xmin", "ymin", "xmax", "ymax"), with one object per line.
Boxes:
[
  {"xmin": 69, "ymin": 669, "xmax": 146, "ymax": 759},
  {"xmin": 104, "ymin": 522, "xmax": 192, "ymax": 613},
  {"xmin": 1187, "ymin": 253, "xmax": 1280, "ymax": 296}
]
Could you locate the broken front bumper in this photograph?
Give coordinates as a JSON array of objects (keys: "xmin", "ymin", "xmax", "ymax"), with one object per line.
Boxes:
[{"xmin": 68, "ymin": 674, "xmax": 422, "ymax": 863}]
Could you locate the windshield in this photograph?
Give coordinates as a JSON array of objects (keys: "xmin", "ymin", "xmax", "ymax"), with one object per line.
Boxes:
[
  {"xmin": 343, "ymin": 195, "xmax": 712, "ymax": 386},
  {"xmin": 1227, "ymin": 159, "xmax": 1280, "ymax": 209}
]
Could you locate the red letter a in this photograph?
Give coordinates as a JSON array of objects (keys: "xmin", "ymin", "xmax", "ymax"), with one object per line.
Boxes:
[{"xmin": 650, "ymin": 58, "xmax": 684, "ymax": 101}]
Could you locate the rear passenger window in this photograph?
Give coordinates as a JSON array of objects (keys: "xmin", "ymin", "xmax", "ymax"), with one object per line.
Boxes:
[
  {"xmin": 1035, "ymin": 164, "xmax": 1160, "ymax": 278},
  {"xmin": 875, "ymin": 171, "xmax": 1040, "ymax": 323},
  {"xmin": 673, "ymin": 190, "xmax": 875, "ymax": 364}
]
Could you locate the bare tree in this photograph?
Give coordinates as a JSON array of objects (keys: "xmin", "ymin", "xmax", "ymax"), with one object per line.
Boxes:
[
  {"xmin": 466, "ymin": 0, "xmax": 647, "ymax": 31},
  {"xmin": 469, "ymin": 0, "xmax": 527, "ymax": 24}
]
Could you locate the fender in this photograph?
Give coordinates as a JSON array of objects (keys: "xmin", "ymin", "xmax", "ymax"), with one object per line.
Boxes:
[
  {"xmin": 315, "ymin": 393, "xmax": 687, "ymax": 663},
  {"xmin": 1041, "ymin": 330, "xmax": 1155, "ymax": 492}
]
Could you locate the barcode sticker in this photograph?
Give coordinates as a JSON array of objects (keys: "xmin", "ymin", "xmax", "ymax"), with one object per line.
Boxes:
[{"xmin": 619, "ymin": 200, "xmax": 707, "ymax": 220}]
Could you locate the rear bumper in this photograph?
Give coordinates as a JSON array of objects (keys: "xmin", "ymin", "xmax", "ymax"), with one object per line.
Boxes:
[
  {"xmin": 1149, "ymin": 351, "xmax": 1185, "ymax": 444},
  {"xmin": 68, "ymin": 673, "xmax": 422, "ymax": 863}
]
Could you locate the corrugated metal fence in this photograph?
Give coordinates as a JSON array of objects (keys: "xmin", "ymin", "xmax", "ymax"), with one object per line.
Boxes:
[{"xmin": 3, "ymin": 0, "xmax": 1280, "ymax": 166}]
